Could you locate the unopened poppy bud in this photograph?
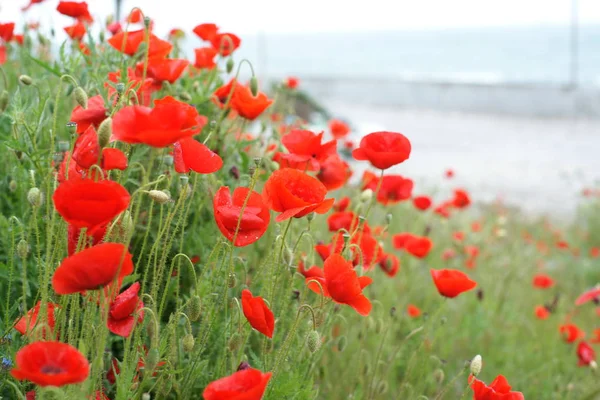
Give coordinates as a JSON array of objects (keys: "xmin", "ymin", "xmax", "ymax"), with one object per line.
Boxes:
[
  {"xmin": 385, "ymin": 213, "xmax": 392, "ymax": 225},
  {"xmin": 141, "ymin": 394, "xmax": 151, "ymax": 400},
  {"xmin": 98, "ymin": 117, "xmax": 112, "ymax": 148},
  {"xmin": 17, "ymin": 239, "xmax": 30, "ymax": 259},
  {"xmin": 9, "ymin": 180, "xmax": 17, "ymax": 192},
  {"xmin": 433, "ymin": 368, "xmax": 445, "ymax": 384},
  {"xmin": 591, "ymin": 361, "xmax": 598, "ymax": 370},
  {"xmin": 182, "ymin": 334, "xmax": 195, "ymax": 352},
  {"xmin": 337, "ymin": 336, "xmax": 347, "ymax": 352},
  {"xmin": 250, "ymin": 76, "xmax": 259, "ymax": 97},
  {"xmin": 360, "ymin": 189, "xmax": 373, "ymax": 203},
  {"xmin": 179, "ymin": 92, "xmax": 192, "ymax": 102},
  {"xmin": 99, "ymin": 30, "xmax": 105, "ymax": 42},
  {"xmin": 227, "ymin": 273, "xmax": 237, "ymax": 288},
  {"xmin": 0, "ymin": 90, "xmax": 9, "ymax": 112},
  {"xmin": 19, "ymin": 75, "xmax": 33, "ymax": 86},
  {"xmin": 186, "ymin": 295, "xmax": 202, "ymax": 321},
  {"xmin": 228, "ymin": 332, "xmax": 241, "ymax": 351},
  {"xmin": 377, "ymin": 381, "xmax": 389, "ymax": 395},
  {"xmin": 73, "ymin": 86, "xmax": 88, "ymax": 109},
  {"xmin": 145, "ymin": 348, "xmax": 160, "ymax": 374},
  {"xmin": 226, "ymin": 58, "xmax": 234, "ymax": 74},
  {"xmin": 120, "ymin": 211, "xmax": 134, "ymax": 238},
  {"xmin": 147, "ymin": 190, "xmax": 170, "ymax": 204},
  {"xmin": 306, "ymin": 330, "xmax": 321, "ymax": 353},
  {"xmin": 116, "ymin": 83, "xmax": 126, "ymax": 94},
  {"xmin": 237, "ymin": 361, "xmax": 250, "ymax": 371},
  {"xmin": 470, "ymin": 354, "xmax": 482, "ymax": 376},
  {"xmin": 27, "ymin": 188, "xmax": 42, "ymax": 207},
  {"xmin": 253, "ymin": 157, "xmax": 262, "ymax": 167},
  {"xmin": 58, "ymin": 140, "xmax": 70, "ymax": 152},
  {"xmin": 306, "ymin": 212, "xmax": 315, "ymax": 222},
  {"xmin": 342, "ymin": 233, "xmax": 350, "ymax": 246}
]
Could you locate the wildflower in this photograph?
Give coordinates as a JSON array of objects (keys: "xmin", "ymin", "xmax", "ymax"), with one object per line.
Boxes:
[
  {"xmin": 532, "ymin": 273, "xmax": 554, "ymax": 289},
  {"xmin": 407, "ymin": 304, "xmax": 421, "ymax": 318},
  {"xmin": 241, "ymin": 289, "xmax": 274, "ymax": 338},
  {"xmin": 413, "ymin": 195, "xmax": 432, "ymax": 211},
  {"xmin": 534, "ymin": 305, "xmax": 550, "ymax": 319},
  {"xmin": 378, "ymin": 253, "xmax": 400, "ymax": 277},
  {"xmin": 405, "ymin": 235, "xmax": 433, "ymax": 259},
  {"xmin": 173, "ymin": 137, "xmax": 222, "ymax": 174},
  {"xmin": 352, "ymin": 131, "xmax": 411, "ymax": 170},
  {"xmin": 136, "ymin": 57, "xmax": 189, "ymax": 85},
  {"xmin": 56, "ymin": 1, "xmax": 93, "ymax": 22},
  {"xmin": 329, "ymin": 119, "xmax": 350, "ymax": 139},
  {"xmin": 275, "ymin": 129, "xmax": 336, "ymax": 171},
  {"xmin": 575, "ymin": 285, "xmax": 600, "ymax": 305},
  {"xmin": 317, "ymin": 155, "xmax": 352, "ymax": 191},
  {"xmin": 285, "ymin": 77, "xmax": 299, "ymax": 89},
  {"xmin": 210, "ymin": 32, "xmax": 241, "ymax": 56},
  {"xmin": 108, "ymin": 30, "xmax": 172, "ymax": 58},
  {"xmin": 559, "ymin": 324, "xmax": 585, "ymax": 343},
  {"xmin": 107, "ymin": 283, "xmax": 144, "ymax": 337},
  {"xmin": 363, "ymin": 172, "xmax": 414, "ymax": 205},
  {"xmin": 70, "ymin": 95, "xmax": 108, "ymax": 134},
  {"xmin": 230, "ymin": 83, "xmax": 273, "ymax": 120},
  {"xmin": 193, "ymin": 23, "xmax": 219, "ymax": 41},
  {"xmin": 203, "ymin": 367, "xmax": 271, "ymax": 400},
  {"xmin": 64, "ymin": 21, "xmax": 86, "ymax": 40},
  {"xmin": 452, "ymin": 189, "xmax": 471, "ymax": 208},
  {"xmin": 576, "ymin": 341, "xmax": 596, "ymax": 367},
  {"xmin": 14, "ymin": 301, "xmax": 59, "ymax": 337},
  {"xmin": 298, "ymin": 260, "xmax": 325, "ymax": 279},
  {"xmin": 194, "ymin": 47, "xmax": 218, "ymax": 69},
  {"xmin": 430, "ymin": 269, "xmax": 477, "ymax": 298},
  {"xmin": 470, "ymin": 375, "xmax": 524, "ymax": 400}
]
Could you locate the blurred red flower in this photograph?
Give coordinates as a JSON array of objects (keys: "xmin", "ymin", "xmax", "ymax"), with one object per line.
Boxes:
[
  {"xmin": 64, "ymin": 21, "xmax": 86, "ymax": 40},
  {"xmin": 230, "ymin": 83, "xmax": 273, "ymax": 120},
  {"xmin": 329, "ymin": 119, "xmax": 350, "ymax": 139},
  {"xmin": 576, "ymin": 341, "xmax": 596, "ymax": 367},
  {"xmin": 108, "ymin": 29, "xmax": 172, "ymax": 59},
  {"xmin": 559, "ymin": 324, "xmax": 585, "ymax": 343},
  {"xmin": 532, "ymin": 273, "xmax": 554, "ymax": 289},
  {"xmin": 276, "ymin": 129, "xmax": 336, "ymax": 171},
  {"xmin": 352, "ymin": 131, "xmax": 411, "ymax": 170},
  {"xmin": 14, "ymin": 301, "xmax": 59, "ymax": 337},
  {"xmin": 405, "ymin": 235, "xmax": 433, "ymax": 259},
  {"xmin": 430, "ymin": 269, "xmax": 476, "ymax": 298},
  {"xmin": 210, "ymin": 32, "xmax": 241, "ymax": 56},
  {"xmin": 470, "ymin": 375, "xmax": 524, "ymax": 400},
  {"xmin": 317, "ymin": 154, "xmax": 352, "ymax": 191},
  {"xmin": 242, "ymin": 289, "xmax": 275, "ymax": 338},
  {"xmin": 56, "ymin": 1, "xmax": 93, "ymax": 23},
  {"xmin": 407, "ymin": 304, "xmax": 421, "ymax": 318},
  {"xmin": 70, "ymin": 95, "xmax": 107, "ymax": 134},
  {"xmin": 535, "ymin": 305, "xmax": 550, "ymax": 320},
  {"xmin": 194, "ymin": 47, "xmax": 218, "ymax": 69},
  {"xmin": 193, "ymin": 23, "xmax": 218, "ymax": 41},
  {"xmin": 379, "ymin": 253, "xmax": 400, "ymax": 277},
  {"xmin": 413, "ymin": 195, "xmax": 432, "ymax": 211}
]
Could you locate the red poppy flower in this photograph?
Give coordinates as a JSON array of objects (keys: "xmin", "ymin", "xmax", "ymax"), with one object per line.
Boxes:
[
  {"xmin": 392, "ymin": 232, "xmax": 413, "ymax": 249},
  {"xmin": 430, "ymin": 269, "xmax": 476, "ymax": 298},
  {"xmin": 379, "ymin": 253, "xmax": 400, "ymax": 277},
  {"xmin": 559, "ymin": 324, "xmax": 585, "ymax": 343},
  {"xmin": 127, "ymin": 9, "xmax": 142, "ymax": 23},
  {"xmin": 70, "ymin": 95, "xmax": 107, "ymax": 134},
  {"xmin": 213, "ymin": 186, "xmax": 270, "ymax": 247},
  {"xmin": 298, "ymin": 260, "xmax": 324, "ymax": 279},
  {"xmin": 22, "ymin": 0, "xmax": 45, "ymax": 11},
  {"xmin": 56, "ymin": 1, "xmax": 93, "ymax": 23},
  {"xmin": 101, "ymin": 148, "xmax": 128, "ymax": 170},
  {"xmin": 213, "ymin": 79, "xmax": 239, "ymax": 107},
  {"xmin": 575, "ymin": 286, "xmax": 600, "ymax": 305},
  {"xmin": 442, "ymin": 248, "xmax": 456, "ymax": 261},
  {"xmin": 203, "ymin": 367, "xmax": 272, "ymax": 400},
  {"xmin": 329, "ymin": 119, "xmax": 350, "ymax": 139},
  {"xmin": 194, "ymin": 47, "xmax": 218, "ymax": 69},
  {"xmin": 112, "ymin": 96, "xmax": 207, "ymax": 147},
  {"xmin": 52, "ymin": 243, "xmax": 134, "ymax": 295},
  {"xmin": 0, "ymin": 23, "xmax": 15, "ymax": 42},
  {"xmin": 412, "ymin": 195, "xmax": 432, "ymax": 211},
  {"xmin": 407, "ymin": 304, "xmax": 421, "ymax": 317},
  {"xmin": 107, "ymin": 22, "xmax": 122, "ymax": 36},
  {"xmin": 333, "ymin": 196, "xmax": 350, "ymax": 212},
  {"xmin": 532, "ymin": 273, "xmax": 554, "ymax": 289},
  {"xmin": 11, "ymin": 341, "xmax": 89, "ymax": 386},
  {"xmin": 169, "ymin": 28, "xmax": 185, "ymax": 39},
  {"xmin": 307, "ymin": 254, "xmax": 372, "ymax": 316},
  {"xmin": 231, "ymin": 84, "xmax": 273, "ymax": 120},
  {"xmin": 275, "ymin": 129, "xmax": 337, "ymax": 171},
  {"xmin": 317, "ymin": 155, "xmax": 352, "ymax": 191},
  {"xmin": 108, "ymin": 282, "xmax": 144, "ymax": 337},
  {"xmin": 577, "ymin": 341, "xmax": 596, "ymax": 367},
  {"xmin": 263, "ymin": 168, "xmax": 334, "ymax": 222},
  {"xmin": 0, "ymin": 45, "xmax": 6, "ymax": 65},
  {"xmin": 193, "ymin": 23, "xmax": 218, "ymax": 41},
  {"xmin": 108, "ymin": 30, "xmax": 172, "ymax": 59},
  {"xmin": 67, "ymin": 224, "xmax": 106, "ymax": 256},
  {"xmin": 15, "ymin": 301, "xmax": 59, "ymax": 337},
  {"xmin": 285, "ymin": 77, "xmax": 299, "ymax": 89},
  {"xmin": 64, "ymin": 21, "xmax": 86, "ymax": 41},
  {"xmin": 106, "ymin": 67, "xmax": 155, "ymax": 106},
  {"xmin": 53, "ymin": 179, "xmax": 130, "ymax": 233},
  {"xmin": 535, "ymin": 305, "xmax": 550, "ymax": 320},
  {"xmin": 452, "ymin": 189, "xmax": 471, "ymax": 208},
  {"xmin": 363, "ymin": 173, "xmax": 414, "ymax": 205},
  {"xmin": 470, "ymin": 375, "xmax": 524, "ymax": 400},
  {"xmin": 352, "ymin": 131, "xmax": 411, "ymax": 170},
  {"xmin": 173, "ymin": 137, "xmax": 222, "ymax": 174},
  {"xmin": 405, "ymin": 235, "xmax": 433, "ymax": 258},
  {"xmin": 210, "ymin": 32, "xmax": 241, "ymax": 56},
  {"xmin": 327, "ymin": 211, "xmax": 361, "ymax": 233},
  {"xmin": 72, "ymin": 127, "xmax": 127, "ymax": 172},
  {"xmin": 136, "ymin": 57, "xmax": 189, "ymax": 85},
  {"xmin": 445, "ymin": 169, "xmax": 454, "ymax": 179},
  {"xmin": 241, "ymin": 289, "xmax": 274, "ymax": 338}
]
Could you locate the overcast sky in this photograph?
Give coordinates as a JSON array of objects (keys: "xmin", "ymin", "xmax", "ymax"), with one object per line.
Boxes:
[{"xmin": 1, "ymin": 0, "xmax": 599, "ymax": 35}]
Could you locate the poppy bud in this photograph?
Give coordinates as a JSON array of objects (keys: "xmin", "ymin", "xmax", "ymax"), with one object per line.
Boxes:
[
  {"xmin": 306, "ymin": 330, "xmax": 321, "ymax": 353},
  {"xmin": 9, "ymin": 180, "xmax": 17, "ymax": 192},
  {"xmin": 182, "ymin": 334, "xmax": 195, "ymax": 352},
  {"xmin": 98, "ymin": 117, "xmax": 112, "ymax": 148},
  {"xmin": 360, "ymin": 189, "xmax": 373, "ymax": 203},
  {"xmin": 17, "ymin": 239, "xmax": 30, "ymax": 259},
  {"xmin": 58, "ymin": 140, "xmax": 70, "ymax": 152},
  {"xmin": 237, "ymin": 361, "xmax": 250, "ymax": 371},
  {"xmin": 144, "ymin": 17, "xmax": 152, "ymax": 28},
  {"xmin": 73, "ymin": 87, "xmax": 88, "ymax": 109},
  {"xmin": 19, "ymin": 75, "xmax": 33, "ymax": 86},
  {"xmin": 142, "ymin": 394, "xmax": 151, "ymax": 400},
  {"xmin": 227, "ymin": 273, "xmax": 237, "ymax": 288},
  {"xmin": 27, "ymin": 187, "xmax": 43, "ymax": 207},
  {"xmin": 250, "ymin": 76, "xmax": 259, "ymax": 97},
  {"xmin": 228, "ymin": 332, "xmax": 241, "ymax": 351},
  {"xmin": 470, "ymin": 354, "xmax": 482, "ymax": 376},
  {"xmin": 187, "ymin": 295, "xmax": 202, "ymax": 321},
  {"xmin": 145, "ymin": 348, "xmax": 160, "ymax": 375},
  {"xmin": 178, "ymin": 92, "xmax": 192, "ymax": 102},
  {"xmin": 337, "ymin": 336, "xmax": 347, "ymax": 352},
  {"xmin": 385, "ymin": 213, "xmax": 392, "ymax": 225},
  {"xmin": 375, "ymin": 318, "xmax": 384, "ymax": 334},
  {"xmin": 226, "ymin": 58, "xmax": 234, "ymax": 74},
  {"xmin": 120, "ymin": 211, "xmax": 134, "ymax": 239},
  {"xmin": 99, "ymin": 31, "xmax": 105, "ymax": 42},
  {"xmin": 377, "ymin": 381, "xmax": 389, "ymax": 395},
  {"xmin": 433, "ymin": 368, "xmax": 445, "ymax": 384},
  {"xmin": 116, "ymin": 83, "xmax": 126, "ymax": 94},
  {"xmin": 0, "ymin": 90, "xmax": 9, "ymax": 112},
  {"xmin": 147, "ymin": 190, "xmax": 170, "ymax": 204}
]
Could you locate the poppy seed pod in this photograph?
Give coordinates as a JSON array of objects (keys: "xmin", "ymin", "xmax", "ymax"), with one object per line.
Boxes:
[
  {"xmin": 182, "ymin": 334, "xmax": 195, "ymax": 352},
  {"xmin": 0, "ymin": 90, "xmax": 9, "ymax": 112},
  {"xmin": 250, "ymin": 76, "xmax": 259, "ymax": 97},
  {"xmin": 147, "ymin": 190, "xmax": 170, "ymax": 204},
  {"xmin": 19, "ymin": 75, "xmax": 33, "ymax": 86},
  {"xmin": 470, "ymin": 354, "xmax": 482, "ymax": 376},
  {"xmin": 17, "ymin": 239, "xmax": 30, "ymax": 259},
  {"xmin": 73, "ymin": 87, "xmax": 88, "ymax": 109},
  {"xmin": 27, "ymin": 187, "xmax": 42, "ymax": 207},
  {"xmin": 97, "ymin": 117, "xmax": 112, "ymax": 148},
  {"xmin": 306, "ymin": 330, "xmax": 321, "ymax": 353}
]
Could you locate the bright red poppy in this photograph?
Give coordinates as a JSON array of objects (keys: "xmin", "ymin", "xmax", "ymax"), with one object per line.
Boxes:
[
  {"xmin": 64, "ymin": 21, "xmax": 86, "ymax": 41},
  {"xmin": 327, "ymin": 211, "xmax": 361, "ymax": 233},
  {"xmin": 285, "ymin": 77, "xmax": 299, "ymax": 89},
  {"xmin": 0, "ymin": 23, "xmax": 14, "ymax": 42},
  {"xmin": 213, "ymin": 79, "xmax": 239, "ymax": 107},
  {"xmin": 329, "ymin": 119, "xmax": 350, "ymax": 139},
  {"xmin": 53, "ymin": 178, "xmax": 130, "ymax": 233},
  {"xmin": 108, "ymin": 30, "xmax": 172, "ymax": 59},
  {"xmin": 379, "ymin": 253, "xmax": 400, "ymax": 277},
  {"xmin": 210, "ymin": 32, "xmax": 241, "ymax": 56},
  {"xmin": 430, "ymin": 269, "xmax": 476, "ymax": 298},
  {"xmin": 392, "ymin": 232, "xmax": 414, "ymax": 249},
  {"xmin": 362, "ymin": 172, "xmax": 413, "ymax": 205},
  {"xmin": 173, "ymin": 137, "xmax": 222, "ymax": 174},
  {"xmin": 11, "ymin": 341, "xmax": 89, "ymax": 386},
  {"xmin": 70, "ymin": 95, "xmax": 107, "ymax": 134},
  {"xmin": 316, "ymin": 155, "xmax": 352, "ymax": 191},
  {"xmin": 407, "ymin": 304, "xmax": 421, "ymax": 318},
  {"xmin": 241, "ymin": 289, "xmax": 275, "ymax": 338},
  {"xmin": 193, "ymin": 23, "xmax": 218, "ymax": 41},
  {"xmin": 67, "ymin": 224, "xmax": 106, "ymax": 255},
  {"xmin": 136, "ymin": 57, "xmax": 189, "ymax": 85},
  {"xmin": 52, "ymin": 243, "xmax": 134, "ymax": 295},
  {"xmin": 307, "ymin": 253, "xmax": 373, "ymax": 316},
  {"xmin": 352, "ymin": 131, "xmax": 411, "ymax": 170},
  {"xmin": 333, "ymin": 196, "xmax": 351, "ymax": 212},
  {"xmin": 412, "ymin": 195, "xmax": 432, "ymax": 211},
  {"xmin": 559, "ymin": 324, "xmax": 585, "ymax": 343},
  {"xmin": 590, "ymin": 247, "xmax": 600, "ymax": 258},
  {"xmin": 127, "ymin": 9, "xmax": 142, "ymax": 23},
  {"xmin": 535, "ymin": 305, "xmax": 550, "ymax": 320},
  {"xmin": 275, "ymin": 129, "xmax": 337, "ymax": 171},
  {"xmin": 107, "ymin": 282, "xmax": 144, "ymax": 337},
  {"xmin": 263, "ymin": 168, "xmax": 334, "ymax": 222},
  {"xmin": 56, "ymin": 1, "xmax": 93, "ymax": 22},
  {"xmin": 14, "ymin": 301, "xmax": 59, "ymax": 337},
  {"xmin": 112, "ymin": 96, "xmax": 207, "ymax": 147},
  {"xmin": 577, "ymin": 341, "xmax": 596, "ymax": 367},
  {"xmin": 452, "ymin": 189, "xmax": 471, "ymax": 208},
  {"xmin": 470, "ymin": 375, "xmax": 524, "ymax": 400},
  {"xmin": 575, "ymin": 286, "xmax": 600, "ymax": 305},
  {"xmin": 532, "ymin": 273, "xmax": 554, "ymax": 289},
  {"xmin": 71, "ymin": 126, "xmax": 127, "ymax": 171},
  {"xmin": 213, "ymin": 186, "xmax": 271, "ymax": 247},
  {"xmin": 203, "ymin": 367, "xmax": 272, "ymax": 400},
  {"xmin": 0, "ymin": 45, "xmax": 6, "ymax": 65},
  {"xmin": 230, "ymin": 84, "xmax": 273, "ymax": 120},
  {"xmin": 405, "ymin": 235, "xmax": 433, "ymax": 258},
  {"xmin": 298, "ymin": 260, "xmax": 325, "ymax": 279},
  {"xmin": 194, "ymin": 47, "xmax": 218, "ymax": 69}
]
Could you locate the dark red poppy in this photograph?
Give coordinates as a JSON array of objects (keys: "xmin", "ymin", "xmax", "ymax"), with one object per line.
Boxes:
[
  {"xmin": 0, "ymin": 23, "xmax": 15, "ymax": 42},
  {"xmin": 430, "ymin": 269, "xmax": 477, "ymax": 298},
  {"xmin": 452, "ymin": 189, "xmax": 471, "ymax": 208},
  {"xmin": 70, "ymin": 95, "xmax": 107, "ymax": 134},
  {"xmin": 241, "ymin": 289, "xmax": 274, "ymax": 338},
  {"xmin": 470, "ymin": 375, "xmax": 524, "ymax": 400},
  {"xmin": 193, "ymin": 23, "xmax": 218, "ymax": 41},
  {"xmin": 263, "ymin": 168, "xmax": 334, "ymax": 222},
  {"xmin": 532, "ymin": 273, "xmax": 554, "ymax": 289},
  {"xmin": 559, "ymin": 324, "xmax": 585, "ymax": 343},
  {"xmin": 52, "ymin": 243, "xmax": 134, "ymax": 295},
  {"xmin": 285, "ymin": 77, "xmax": 299, "ymax": 89},
  {"xmin": 577, "ymin": 341, "xmax": 596, "ymax": 367},
  {"xmin": 329, "ymin": 119, "xmax": 350, "ymax": 139},
  {"xmin": 107, "ymin": 282, "xmax": 144, "ymax": 337},
  {"xmin": 307, "ymin": 253, "xmax": 372, "ymax": 316},
  {"xmin": 173, "ymin": 137, "xmax": 222, "ymax": 174},
  {"xmin": 11, "ymin": 341, "xmax": 89, "ymax": 386},
  {"xmin": 67, "ymin": 224, "xmax": 106, "ymax": 255},
  {"xmin": 210, "ymin": 32, "xmax": 241, "ymax": 56},
  {"xmin": 535, "ymin": 305, "xmax": 550, "ymax": 320},
  {"xmin": 213, "ymin": 186, "xmax": 270, "ymax": 247},
  {"xmin": 108, "ymin": 30, "xmax": 172, "ymax": 59},
  {"xmin": 53, "ymin": 179, "xmax": 130, "ymax": 233},
  {"xmin": 194, "ymin": 47, "xmax": 218, "ymax": 69},
  {"xmin": 64, "ymin": 21, "xmax": 86, "ymax": 41},
  {"xmin": 56, "ymin": 1, "xmax": 93, "ymax": 22},
  {"xmin": 14, "ymin": 301, "xmax": 59, "ymax": 337},
  {"xmin": 405, "ymin": 235, "xmax": 433, "ymax": 258},
  {"xmin": 412, "ymin": 195, "xmax": 432, "ymax": 211},
  {"xmin": 575, "ymin": 286, "xmax": 600, "ymax": 305},
  {"xmin": 203, "ymin": 367, "xmax": 272, "ymax": 400},
  {"xmin": 352, "ymin": 131, "xmax": 411, "ymax": 170},
  {"xmin": 407, "ymin": 304, "xmax": 421, "ymax": 317},
  {"xmin": 136, "ymin": 57, "xmax": 189, "ymax": 85},
  {"xmin": 298, "ymin": 260, "xmax": 324, "ymax": 279},
  {"xmin": 378, "ymin": 253, "xmax": 400, "ymax": 277},
  {"xmin": 112, "ymin": 96, "xmax": 207, "ymax": 147},
  {"xmin": 231, "ymin": 84, "xmax": 273, "ymax": 120},
  {"xmin": 317, "ymin": 155, "xmax": 352, "ymax": 191},
  {"xmin": 275, "ymin": 129, "xmax": 337, "ymax": 171}
]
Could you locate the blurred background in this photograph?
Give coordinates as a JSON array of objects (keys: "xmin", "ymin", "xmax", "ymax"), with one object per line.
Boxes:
[{"xmin": 1, "ymin": 0, "xmax": 600, "ymax": 215}]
